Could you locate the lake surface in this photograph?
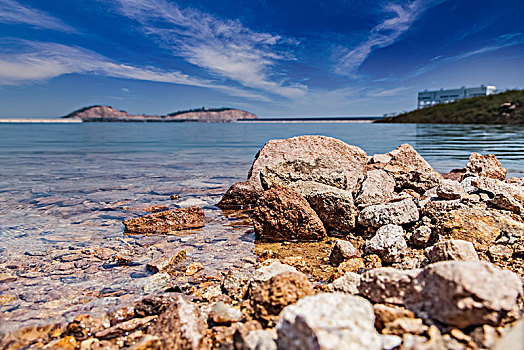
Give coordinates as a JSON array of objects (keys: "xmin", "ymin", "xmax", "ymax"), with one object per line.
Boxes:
[{"xmin": 0, "ymin": 122, "xmax": 523, "ymax": 333}]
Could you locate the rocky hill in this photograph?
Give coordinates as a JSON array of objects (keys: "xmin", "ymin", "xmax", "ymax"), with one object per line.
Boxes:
[
  {"xmin": 63, "ymin": 106, "xmax": 257, "ymax": 122},
  {"xmin": 377, "ymin": 89, "xmax": 524, "ymax": 124}
]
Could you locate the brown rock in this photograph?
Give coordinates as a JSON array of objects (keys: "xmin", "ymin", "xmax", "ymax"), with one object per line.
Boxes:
[
  {"xmin": 123, "ymin": 207, "xmax": 204, "ymax": 234},
  {"xmin": 437, "ymin": 179, "xmax": 465, "ymax": 200},
  {"xmin": 373, "ymin": 304, "xmax": 415, "ymax": 331},
  {"xmin": 95, "ymin": 316, "xmax": 157, "ymax": 340},
  {"xmin": 384, "ymin": 144, "xmax": 441, "ymax": 192},
  {"xmin": 473, "ymin": 177, "xmax": 524, "ymax": 214},
  {"xmin": 409, "ymin": 261, "xmax": 523, "ymax": 328},
  {"xmin": 288, "ymin": 181, "xmax": 358, "ymax": 233},
  {"xmin": 252, "ymin": 185, "xmax": 326, "ymax": 242},
  {"xmin": 329, "ymin": 239, "xmax": 358, "ymax": 266},
  {"xmin": 465, "ymin": 152, "xmax": 507, "ymax": 180},
  {"xmin": 43, "ymin": 336, "xmax": 77, "ymax": 350},
  {"xmin": 147, "ymin": 249, "xmax": 187, "ymax": 273},
  {"xmin": 383, "ymin": 317, "xmax": 428, "ymax": 336},
  {"xmin": 356, "ymin": 169, "xmax": 396, "ymax": 206},
  {"xmin": 424, "ymin": 240, "xmax": 479, "ymax": 263},
  {"xmin": 435, "ymin": 207, "xmax": 524, "ymax": 252},
  {"xmin": 488, "ymin": 245, "xmax": 513, "ymax": 262},
  {"xmin": 249, "ymin": 271, "xmax": 315, "ymax": 325},
  {"xmin": 333, "ymin": 257, "xmax": 365, "ymax": 279},
  {"xmin": 147, "ymin": 294, "xmax": 208, "ymax": 349},
  {"xmin": 233, "ymin": 320, "xmax": 263, "ymax": 350},
  {"xmin": 217, "ymin": 181, "xmax": 262, "ymax": 210},
  {"xmin": 134, "ymin": 295, "xmax": 177, "ymax": 317},
  {"xmin": 66, "ymin": 314, "xmax": 104, "ymax": 340}
]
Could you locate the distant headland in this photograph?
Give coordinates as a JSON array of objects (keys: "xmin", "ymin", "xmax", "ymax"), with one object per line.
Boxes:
[
  {"xmin": 377, "ymin": 89, "xmax": 524, "ymax": 124},
  {"xmin": 62, "ymin": 105, "xmax": 258, "ymax": 122}
]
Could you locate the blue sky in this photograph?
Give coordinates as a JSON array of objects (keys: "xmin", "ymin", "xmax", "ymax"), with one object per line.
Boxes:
[{"xmin": 0, "ymin": 0, "xmax": 523, "ymax": 117}]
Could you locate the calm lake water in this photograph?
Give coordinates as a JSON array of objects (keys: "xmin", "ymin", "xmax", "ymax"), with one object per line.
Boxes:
[{"xmin": 0, "ymin": 122, "xmax": 523, "ymax": 332}]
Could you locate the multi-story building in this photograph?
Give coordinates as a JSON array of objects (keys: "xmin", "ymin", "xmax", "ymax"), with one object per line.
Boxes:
[{"xmin": 417, "ymin": 85, "xmax": 496, "ymax": 109}]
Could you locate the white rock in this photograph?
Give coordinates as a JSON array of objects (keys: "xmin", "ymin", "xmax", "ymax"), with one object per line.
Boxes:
[
  {"xmin": 358, "ymin": 198, "xmax": 419, "ymax": 227},
  {"xmin": 276, "ymin": 293, "xmax": 383, "ymax": 350},
  {"xmin": 365, "ymin": 224, "xmax": 407, "ymax": 263}
]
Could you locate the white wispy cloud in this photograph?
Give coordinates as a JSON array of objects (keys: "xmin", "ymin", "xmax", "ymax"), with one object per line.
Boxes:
[
  {"xmin": 111, "ymin": 0, "xmax": 306, "ymax": 99},
  {"xmin": 0, "ymin": 40, "xmax": 270, "ymax": 100},
  {"xmin": 334, "ymin": 0, "xmax": 444, "ymax": 76},
  {"xmin": 0, "ymin": 0, "xmax": 75, "ymax": 32}
]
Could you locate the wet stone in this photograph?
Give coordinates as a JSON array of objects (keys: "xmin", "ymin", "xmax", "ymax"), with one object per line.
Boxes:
[{"xmin": 123, "ymin": 207, "xmax": 205, "ymax": 234}]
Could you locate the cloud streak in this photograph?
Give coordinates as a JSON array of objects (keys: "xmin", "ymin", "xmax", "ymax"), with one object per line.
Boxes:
[
  {"xmin": 0, "ymin": 40, "xmax": 270, "ymax": 100},
  {"xmin": 0, "ymin": 0, "xmax": 75, "ymax": 32},
  {"xmin": 334, "ymin": 0, "xmax": 443, "ymax": 76},
  {"xmin": 112, "ymin": 0, "xmax": 306, "ymax": 98}
]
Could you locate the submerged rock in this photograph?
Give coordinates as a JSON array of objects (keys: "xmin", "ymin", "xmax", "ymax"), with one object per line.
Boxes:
[
  {"xmin": 358, "ymin": 198, "xmax": 419, "ymax": 228},
  {"xmin": 276, "ymin": 293, "xmax": 383, "ymax": 350},
  {"xmin": 123, "ymin": 207, "xmax": 204, "ymax": 234},
  {"xmin": 252, "ymin": 185, "xmax": 326, "ymax": 241},
  {"xmin": 465, "ymin": 152, "xmax": 507, "ymax": 180}
]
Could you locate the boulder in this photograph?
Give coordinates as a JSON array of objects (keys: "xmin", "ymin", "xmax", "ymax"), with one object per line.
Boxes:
[
  {"xmin": 435, "ymin": 207, "xmax": 524, "ymax": 252},
  {"xmin": 356, "ymin": 169, "xmax": 396, "ymax": 206},
  {"xmin": 364, "ymin": 224, "xmax": 407, "ymax": 263},
  {"xmin": 276, "ymin": 293, "xmax": 383, "ymax": 350},
  {"xmin": 383, "ymin": 144, "xmax": 441, "ymax": 192},
  {"xmin": 147, "ymin": 294, "xmax": 208, "ymax": 349},
  {"xmin": 217, "ymin": 181, "xmax": 262, "ymax": 210},
  {"xmin": 288, "ymin": 181, "xmax": 358, "ymax": 233},
  {"xmin": 329, "ymin": 240, "xmax": 358, "ymax": 266},
  {"xmin": 359, "ymin": 268, "xmax": 421, "ymax": 305},
  {"xmin": 437, "ymin": 179, "xmax": 465, "ymax": 200},
  {"xmin": 123, "ymin": 207, "xmax": 204, "ymax": 234},
  {"xmin": 410, "ymin": 261, "xmax": 523, "ymax": 329},
  {"xmin": 252, "ymin": 185, "xmax": 326, "ymax": 241},
  {"xmin": 465, "ymin": 153, "xmax": 507, "ymax": 180},
  {"xmin": 249, "ymin": 135, "xmax": 368, "ymax": 192},
  {"xmin": 424, "ymin": 240, "xmax": 479, "ymax": 263},
  {"xmin": 472, "ymin": 177, "xmax": 524, "ymax": 214},
  {"xmin": 249, "ymin": 272, "xmax": 315, "ymax": 325},
  {"xmin": 358, "ymin": 198, "xmax": 419, "ymax": 228}
]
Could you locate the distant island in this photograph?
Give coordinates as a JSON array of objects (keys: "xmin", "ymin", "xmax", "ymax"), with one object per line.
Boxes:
[
  {"xmin": 377, "ymin": 89, "xmax": 524, "ymax": 124},
  {"xmin": 63, "ymin": 105, "xmax": 258, "ymax": 122}
]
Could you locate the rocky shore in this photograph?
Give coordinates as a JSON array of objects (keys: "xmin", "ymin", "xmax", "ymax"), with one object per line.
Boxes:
[{"xmin": 1, "ymin": 135, "xmax": 523, "ymax": 350}]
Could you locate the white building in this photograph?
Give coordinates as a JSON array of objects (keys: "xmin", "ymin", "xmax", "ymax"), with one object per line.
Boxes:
[{"xmin": 417, "ymin": 85, "xmax": 496, "ymax": 109}]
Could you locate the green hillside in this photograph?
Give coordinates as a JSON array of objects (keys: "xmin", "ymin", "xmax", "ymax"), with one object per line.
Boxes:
[{"xmin": 377, "ymin": 90, "xmax": 524, "ymax": 124}]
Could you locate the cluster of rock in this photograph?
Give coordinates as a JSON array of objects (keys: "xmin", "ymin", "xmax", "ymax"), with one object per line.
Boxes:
[{"xmin": 2, "ymin": 135, "xmax": 523, "ymax": 349}]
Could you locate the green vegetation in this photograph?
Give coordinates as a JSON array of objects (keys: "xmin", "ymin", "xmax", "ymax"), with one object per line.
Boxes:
[
  {"xmin": 377, "ymin": 90, "xmax": 524, "ymax": 124},
  {"xmin": 166, "ymin": 107, "xmax": 234, "ymax": 117}
]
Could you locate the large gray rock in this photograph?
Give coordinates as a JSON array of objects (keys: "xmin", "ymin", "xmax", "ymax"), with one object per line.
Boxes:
[
  {"xmin": 359, "ymin": 268, "xmax": 421, "ymax": 305},
  {"xmin": 364, "ymin": 224, "xmax": 407, "ymax": 263},
  {"xmin": 250, "ymin": 135, "xmax": 368, "ymax": 192},
  {"xmin": 383, "ymin": 144, "xmax": 441, "ymax": 193},
  {"xmin": 465, "ymin": 153, "xmax": 507, "ymax": 180},
  {"xmin": 356, "ymin": 169, "xmax": 395, "ymax": 206},
  {"xmin": 358, "ymin": 198, "xmax": 419, "ymax": 228},
  {"xmin": 472, "ymin": 177, "xmax": 524, "ymax": 214},
  {"xmin": 288, "ymin": 181, "xmax": 358, "ymax": 233},
  {"xmin": 409, "ymin": 261, "xmax": 523, "ymax": 328},
  {"xmin": 276, "ymin": 293, "xmax": 383, "ymax": 350},
  {"xmin": 424, "ymin": 240, "xmax": 479, "ymax": 263}
]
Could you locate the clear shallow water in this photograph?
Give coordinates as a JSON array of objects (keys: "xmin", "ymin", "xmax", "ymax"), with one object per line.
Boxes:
[{"xmin": 0, "ymin": 122, "xmax": 523, "ymax": 332}]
